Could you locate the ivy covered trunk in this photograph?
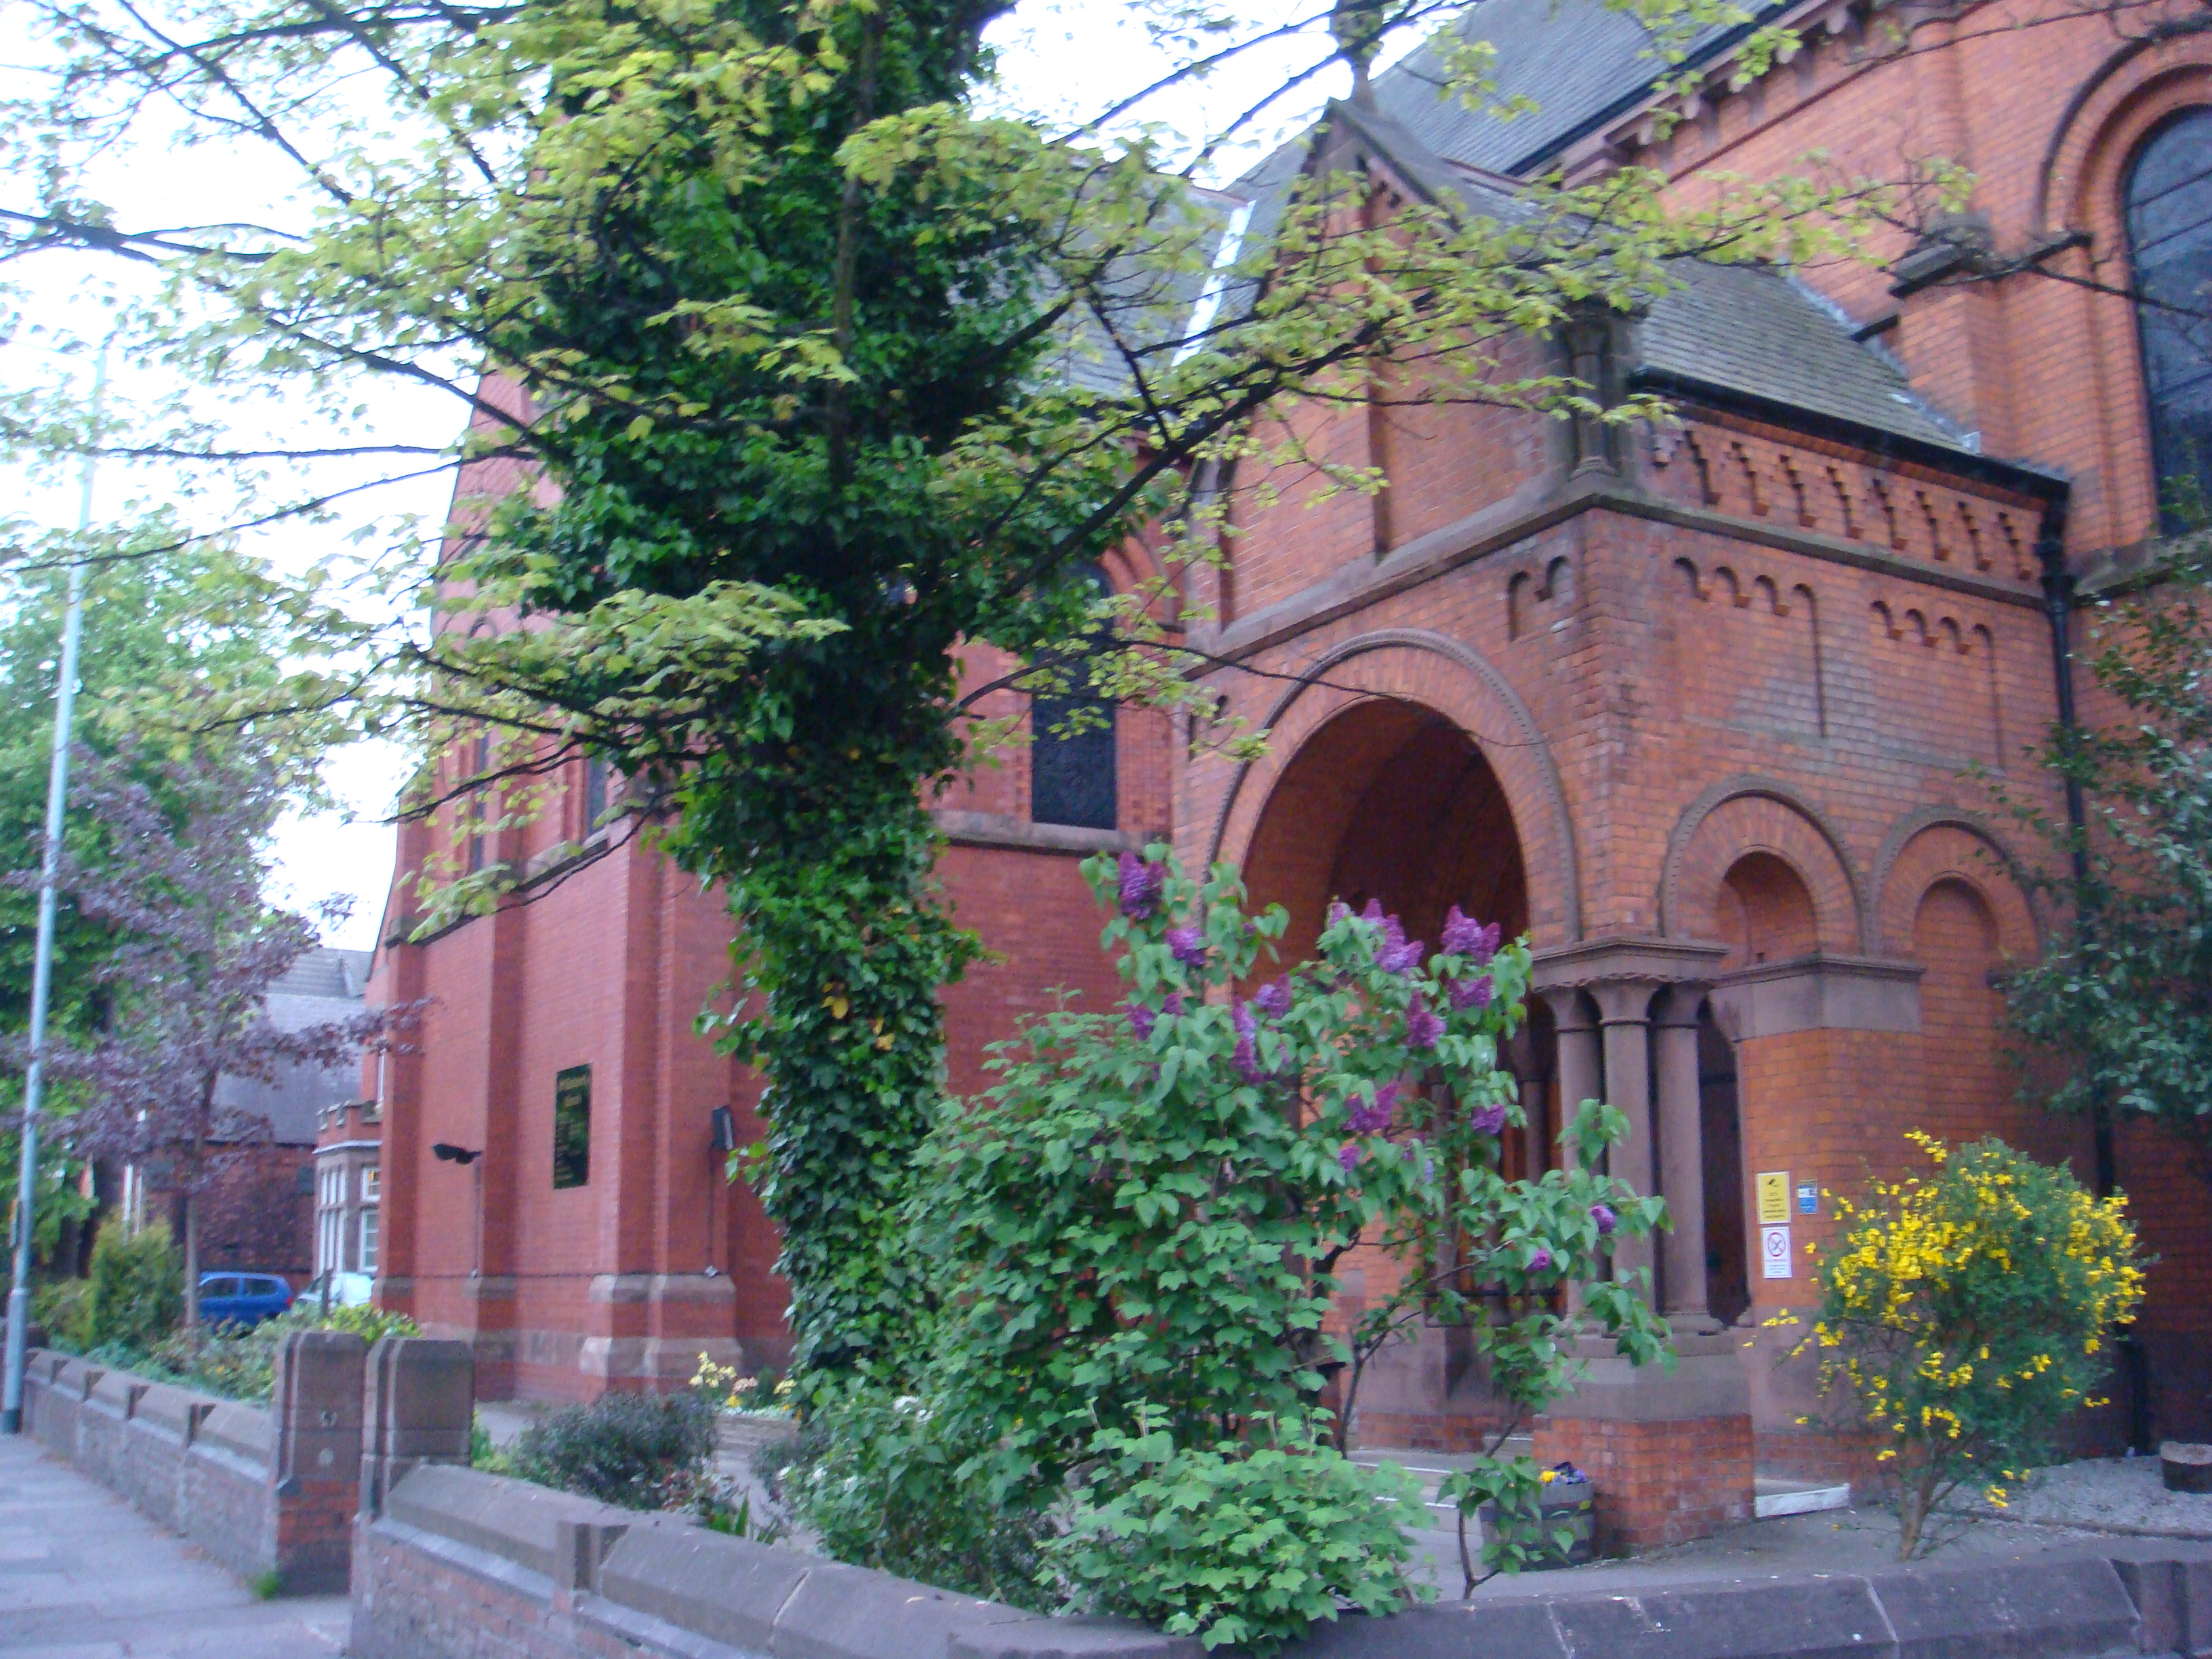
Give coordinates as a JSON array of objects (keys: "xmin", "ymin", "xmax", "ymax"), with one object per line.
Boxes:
[{"xmin": 708, "ymin": 780, "xmax": 977, "ymax": 1376}]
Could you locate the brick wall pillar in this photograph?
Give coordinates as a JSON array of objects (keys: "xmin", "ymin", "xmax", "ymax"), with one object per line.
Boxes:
[
  {"xmin": 1531, "ymin": 1327, "xmax": 1755, "ymax": 1555},
  {"xmin": 359, "ymin": 1336, "xmax": 475, "ymax": 1518},
  {"xmin": 269, "ymin": 1329, "xmax": 369, "ymax": 1593}
]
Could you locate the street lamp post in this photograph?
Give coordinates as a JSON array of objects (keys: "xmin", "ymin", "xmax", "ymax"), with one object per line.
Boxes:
[{"xmin": 2, "ymin": 351, "xmax": 104, "ymax": 1435}]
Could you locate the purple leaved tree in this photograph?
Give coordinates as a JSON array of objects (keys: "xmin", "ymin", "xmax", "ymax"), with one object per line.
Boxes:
[{"xmin": 6, "ymin": 745, "xmax": 407, "ymax": 1330}]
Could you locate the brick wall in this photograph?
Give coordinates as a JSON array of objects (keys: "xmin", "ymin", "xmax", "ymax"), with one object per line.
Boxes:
[
  {"xmin": 20, "ymin": 1336, "xmax": 365, "ymax": 1593},
  {"xmin": 1532, "ymin": 1412, "xmax": 1756, "ymax": 1555}
]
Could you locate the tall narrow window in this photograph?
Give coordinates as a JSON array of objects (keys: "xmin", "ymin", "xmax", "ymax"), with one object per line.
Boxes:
[
  {"xmin": 466, "ymin": 733, "xmax": 491, "ymax": 873},
  {"xmin": 2127, "ymin": 109, "xmax": 2212, "ymax": 531},
  {"xmin": 1030, "ymin": 565, "xmax": 1118, "ymax": 830},
  {"xmin": 553, "ymin": 1064, "xmax": 592, "ymax": 1189},
  {"xmin": 583, "ymin": 756, "xmax": 609, "ymax": 833}
]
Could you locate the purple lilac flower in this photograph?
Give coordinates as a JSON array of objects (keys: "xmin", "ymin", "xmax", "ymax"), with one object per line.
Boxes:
[
  {"xmin": 1347, "ymin": 1082, "xmax": 1399, "ymax": 1136},
  {"xmin": 1469, "ymin": 1101, "xmax": 1507, "ymax": 1136},
  {"xmin": 1449, "ymin": 974, "xmax": 1494, "ymax": 1013},
  {"xmin": 1254, "ymin": 978, "xmax": 1292, "ymax": 1019},
  {"xmin": 1528, "ymin": 1248, "xmax": 1553, "ymax": 1272},
  {"xmin": 1126, "ymin": 1002, "xmax": 1156, "ymax": 1040},
  {"xmin": 1117, "ymin": 852, "xmax": 1165, "ymax": 920},
  {"xmin": 1440, "ymin": 907, "xmax": 1502, "ymax": 964},
  {"xmin": 1233, "ymin": 1002, "xmax": 1264, "ymax": 1083},
  {"xmin": 1327, "ymin": 901, "xmax": 1351, "ymax": 928},
  {"xmin": 1405, "ymin": 996, "xmax": 1445, "ymax": 1051},
  {"xmin": 1591, "ymin": 1202, "xmax": 1618, "ymax": 1236},
  {"xmin": 1163, "ymin": 992, "xmax": 1186, "ymax": 1017},
  {"xmin": 1337, "ymin": 1143, "xmax": 1361, "ymax": 1172},
  {"xmin": 1165, "ymin": 926, "xmax": 1207, "ymax": 968}
]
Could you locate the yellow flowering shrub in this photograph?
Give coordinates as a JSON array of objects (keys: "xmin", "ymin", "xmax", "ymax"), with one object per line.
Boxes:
[{"xmin": 1805, "ymin": 1134, "xmax": 2144, "ymax": 1559}]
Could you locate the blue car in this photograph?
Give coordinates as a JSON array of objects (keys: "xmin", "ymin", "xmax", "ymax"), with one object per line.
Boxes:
[{"xmin": 197, "ymin": 1273, "xmax": 294, "ymax": 1328}]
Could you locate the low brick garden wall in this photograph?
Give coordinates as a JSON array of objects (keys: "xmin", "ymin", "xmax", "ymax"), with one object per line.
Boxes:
[
  {"xmin": 19, "ymin": 1334, "xmax": 365, "ymax": 1593},
  {"xmin": 353, "ymin": 1456, "xmax": 2212, "ymax": 1659}
]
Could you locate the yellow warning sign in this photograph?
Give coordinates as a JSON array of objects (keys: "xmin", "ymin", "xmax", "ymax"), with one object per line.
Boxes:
[{"xmin": 1756, "ymin": 1170, "xmax": 1791, "ymax": 1225}]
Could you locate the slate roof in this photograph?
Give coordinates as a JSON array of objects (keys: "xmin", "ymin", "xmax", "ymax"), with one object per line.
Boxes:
[
  {"xmin": 1641, "ymin": 261, "xmax": 1978, "ymax": 452},
  {"xmin": 211, "ymin": 946, "xmax": 371, "ymax": 1143},
  {"xmin": 1371, "ymin": 0, "xmax": 1782, "ymax": 178}
]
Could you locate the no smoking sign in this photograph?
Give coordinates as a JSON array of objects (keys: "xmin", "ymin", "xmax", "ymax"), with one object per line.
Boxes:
[{"xmin": 1760, "ymin": 1223, "xmax": 1793, "ymax": 1279}]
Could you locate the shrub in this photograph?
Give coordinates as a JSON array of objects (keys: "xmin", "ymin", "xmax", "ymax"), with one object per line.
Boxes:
[
  {"xmin": 513, "ymin": 1390, "xmax": 716, "ymax": 1510},
  {"xmin": 81, "ymin": 1223, "xmax": 182, "ymax": 1350},
  {"xmin": 790, "ymin": 849, "xmax": 1668, "ymax": 1639},
  {"xmin": 1805, "ymin": 1134, "xmax": 2146, "ymax": 1558},
  {"xmin": 87, "ymin": 1299, "xmax": 424, "ymax": 1401},
  {"xmin": 783, "ymin": 1385, "xmax": 1053, "ymax": 1608},
  {"xmin": 1044, "ymin": 1410, "xmax": 1422, "ymax": 1656},
  {"xmin": 30, "ymin": 1277, "xmax": 89, "ymax": 1347}
]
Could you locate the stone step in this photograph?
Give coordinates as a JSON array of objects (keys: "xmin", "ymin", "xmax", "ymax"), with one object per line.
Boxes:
[{"xmin": 1754, "ymin": 1474, "xmax": 1853, "ymax": 1517}]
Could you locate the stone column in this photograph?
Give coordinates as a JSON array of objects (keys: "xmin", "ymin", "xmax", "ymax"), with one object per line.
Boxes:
[
  {"xmin": 1539, "ymin": 990, "xmax": 1601, "ymax": 1319},
  {"xmin": 1591, "ymin": 981, "xmax": 1658, "ymax": 1292},
  {"xmin": 1541, "ymin": 989, "xmax": 1602, "ymax": 1170},
  {"xmin": 1652, "ymin": 985, "xmax": 1711, "ymax": 1326}
]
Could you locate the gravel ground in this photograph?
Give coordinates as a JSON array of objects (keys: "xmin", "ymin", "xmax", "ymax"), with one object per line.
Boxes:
[{"xmin": 1948, "ymin": 1454, "xmax": 2212, "ymax": 1537}]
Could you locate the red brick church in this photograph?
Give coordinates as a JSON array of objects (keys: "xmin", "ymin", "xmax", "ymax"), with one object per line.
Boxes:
[{"xmin": 360, "ymin": 0, "xmax": 2212, "ymax": 1545}]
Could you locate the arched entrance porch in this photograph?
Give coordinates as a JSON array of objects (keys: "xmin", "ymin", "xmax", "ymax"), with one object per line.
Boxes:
[{"xmin": 1237, "ymin": 697, "xmax": 1549, "ymax": 1449}]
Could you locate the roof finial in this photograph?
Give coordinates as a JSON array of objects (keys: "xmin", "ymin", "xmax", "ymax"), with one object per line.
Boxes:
[{"xmin": 1332, "ymin": 0, "xmax": 1382, "ymax": 108}]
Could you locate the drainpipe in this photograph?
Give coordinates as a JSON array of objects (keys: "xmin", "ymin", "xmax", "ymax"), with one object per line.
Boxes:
[{"xmin": 2036, "ymin": 498, "xmax": 2152, "ymax": 1454}]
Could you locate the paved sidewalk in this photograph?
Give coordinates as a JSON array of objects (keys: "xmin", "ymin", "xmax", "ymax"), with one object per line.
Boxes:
[{"xmin": 0, "ymin": 1432, "xmax": 348, "ymax": 1658}]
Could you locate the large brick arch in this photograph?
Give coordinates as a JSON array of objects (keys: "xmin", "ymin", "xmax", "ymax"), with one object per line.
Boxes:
[
  {"xmin": 1206, "ymin": 630, "xmax": 1581, "ymax": 945},
  {"xmin": 1872, "ymin": 810, "xmax": 2041, "ymax": 963},
  {"xmin": 1660, "ymin": 777, "xmax": 1867, "ymax": 952}
]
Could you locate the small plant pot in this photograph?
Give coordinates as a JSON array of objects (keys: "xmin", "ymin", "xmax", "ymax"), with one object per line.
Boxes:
[
  {"xmin": 2160, "ymin": 1441, "xmax": 2212, "ymax": 1495},
  {"xmin": 1477, "ymin": 1486, "xmax": 1596, "ymax": 1571}
]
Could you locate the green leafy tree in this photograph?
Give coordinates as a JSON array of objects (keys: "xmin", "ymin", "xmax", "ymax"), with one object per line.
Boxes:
[
  {"xmin": 0, "ymin": 524, "xmax": 342, "ymax": 1278},
  {"xmin": 2003, "ymin": 521, "xmax": 2212, "ymax": 1185}
]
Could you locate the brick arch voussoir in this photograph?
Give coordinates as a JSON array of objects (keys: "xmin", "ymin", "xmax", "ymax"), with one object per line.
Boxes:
[
  {"xmin": 1660, "ymin": 776, "xmax": 1868, "ymax": 952},
  {"xmin": 1207, "ymin": 629, "xmax": 1580, "ymax": 945},
  {"xmin": 2039, "ymin": 40, "xmax": 2212, "ymax": 234},
  {"xmin": 1872, "ymin": 810, "xmax": 2043, "ymax": 962}
]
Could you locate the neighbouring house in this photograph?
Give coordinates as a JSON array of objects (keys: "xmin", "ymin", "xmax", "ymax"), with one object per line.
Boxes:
[
  {"xmin": 314, "ymin": 1096, "xmax": 383, "ymax": 1291},
  {"xmin": 359, "ymin": 0, "xmax": 2212, "ymax": 1553},
  {"xmin": 119, "ymin": 946, "xmax": 374, "ymax": 1287}
]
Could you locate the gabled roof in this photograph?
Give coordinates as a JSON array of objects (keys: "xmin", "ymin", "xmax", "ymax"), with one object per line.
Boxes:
[{"xmin": 1226, "ymin": 98, "xmax": 1984, "ymax": 460}]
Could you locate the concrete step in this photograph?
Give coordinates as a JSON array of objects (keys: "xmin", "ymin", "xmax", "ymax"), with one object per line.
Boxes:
[
  {"xmin": 1352, "ymin": 1440, "xmax": 1542, "ymax": 1530},
  {"xmin": 1755, "ymin": 1474, "xmax": 1853, "ymax": 1517}
]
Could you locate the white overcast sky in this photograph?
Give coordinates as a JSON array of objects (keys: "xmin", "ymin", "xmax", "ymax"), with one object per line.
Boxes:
[{"xmin": 3, "ymin": 0, "xmax": 1416, "ymax": 949}]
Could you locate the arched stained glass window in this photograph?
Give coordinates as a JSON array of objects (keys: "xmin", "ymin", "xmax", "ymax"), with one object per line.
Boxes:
[
  {"xmin": 2127, "ymin": 109, "xmax": 2212, "ymax": 531},
  {"xmin": 1030, "ymin": 565, "xmax": 1118, "ymax": 831}
]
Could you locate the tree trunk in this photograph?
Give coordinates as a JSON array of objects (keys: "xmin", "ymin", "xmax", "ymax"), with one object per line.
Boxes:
[{"xmin": 182, "ymin": 1189, "xmax": 200, "ymax": 1331}]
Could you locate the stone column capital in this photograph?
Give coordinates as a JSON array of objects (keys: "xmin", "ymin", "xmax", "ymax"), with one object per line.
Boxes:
[
  {"xmin": 1652, "ymin": 983, "xmax": 1713, "ymax": 1029},
  {"xmin": 1530, "ymin": 937, "xmax": 1729, "ymax": 994},
  {"xmin": 1591, "ymin": 979, "xmax": 1659, "ymax": 1027}
]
